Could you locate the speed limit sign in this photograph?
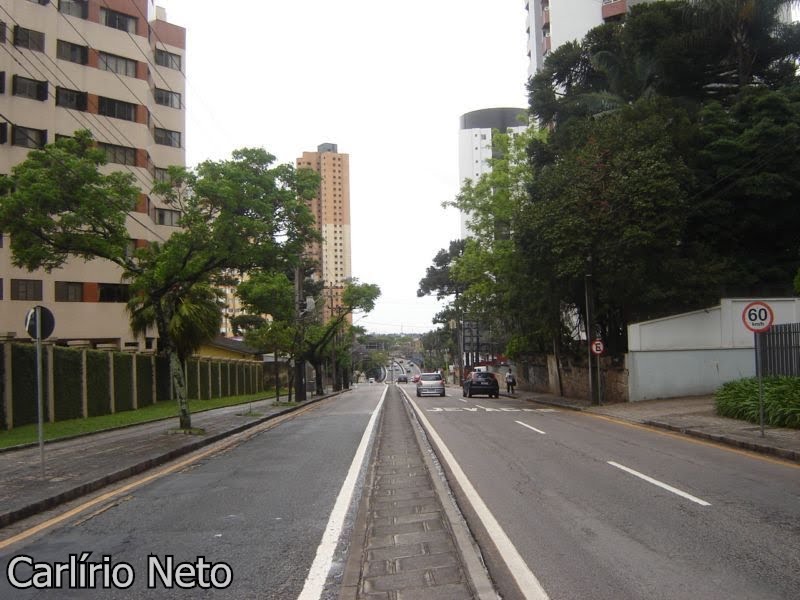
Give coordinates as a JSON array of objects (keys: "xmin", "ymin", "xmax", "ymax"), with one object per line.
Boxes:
[
  {"xmin": 590, "ymin": 339, "xmax": 605, "ymax": 355},
  {"xmin": 742, "ymin": 301, "xmax": 774, "ymax": 333}
]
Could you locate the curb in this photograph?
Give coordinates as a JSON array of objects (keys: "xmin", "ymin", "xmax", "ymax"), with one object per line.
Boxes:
[
  {"xmin": 0, "ymin": 393, "xmax": 339, "ymax": 529},
  {"xmin": 641, "ymin": 420, "xmax": 800, "ymax": 463}
]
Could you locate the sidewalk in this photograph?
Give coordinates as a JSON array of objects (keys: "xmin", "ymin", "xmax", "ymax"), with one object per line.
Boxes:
[
  {"xmin": 508, "ymin": 389, "xmax": 800, "ymax": 463},
  {"xmin": 0, "ymin": 395, "xmax": 333, "ymax": 529}
]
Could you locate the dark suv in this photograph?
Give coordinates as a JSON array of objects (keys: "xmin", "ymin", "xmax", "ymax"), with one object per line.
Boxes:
[{"xmin": 462, "ymin": 371, "xmax": 499, "ymax": 398}]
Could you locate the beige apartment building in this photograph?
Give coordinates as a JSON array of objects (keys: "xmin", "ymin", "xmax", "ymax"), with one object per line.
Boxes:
[
  {"xmin": 296, "ymin": 143, "xmax": 352, "ymax": 322},
  {"xmin": 0, "ymin": 0, "xmax": 185, "ymax": 349}
]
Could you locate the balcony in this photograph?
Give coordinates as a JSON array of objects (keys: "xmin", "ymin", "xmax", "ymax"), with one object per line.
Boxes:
[
  {"xmin": 542, "ymin": 36, "xmax": 551, "ymax": 54},
  {"xmin": 542, "ymin": 7, "xmax": 550, "ymax": 25},
  {"xmin": 602, "ymin": 0, "xmax": 627, "ymax": 20}
]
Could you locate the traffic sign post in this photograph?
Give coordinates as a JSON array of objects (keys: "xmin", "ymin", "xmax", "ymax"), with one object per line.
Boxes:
[
  {"xmin": 742, "ymin": 302, "xmax": 774, "ymax": 438},
  {"xmin": 591, "ymin": 339, "xmax": 604, "ymax": 405},
  {"xmin": 25, "ymin": 305, "xmax": 55, "ymax": 478}
]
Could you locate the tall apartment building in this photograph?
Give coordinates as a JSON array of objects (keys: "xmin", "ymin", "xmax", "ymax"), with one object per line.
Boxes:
[
  {"xmin": 0, "ymin": 0, "xmax": 186, "ymax": 349},
  {"xmin": 525, "ymin": 0, "xmax": 630, "ymax": 78},
  {"xmin": 296, "ymin": 143, "xmax": 352, "ymax": 322},
  {"xmin": 458, "ymin": 107, "xmax": 527, "ymax": 239}
]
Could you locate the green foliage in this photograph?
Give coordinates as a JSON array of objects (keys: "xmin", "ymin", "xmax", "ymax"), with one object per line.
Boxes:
[
  {"xmin": 211, "ymin": 362, "xmax": 221, "ymax": 398},
  {"xmin": 715, "ymin": 377, "xmax": 800, "ymax": 428},
  {"xmin": 0, "ymin": 130, "xmax": 137, "ymax": 272},
  {"xmin": 186, "ymin": 359, "xmax": 199, "ymax": 400},
  {"xmin": 0, "ymin": 345, "xmax": 5, "ymax": 429},
  {"xmin": 53, "ymin": 347, "xmax": 82, "ymax": 421},
  {"xmin": 155, "ymin": 356, "xmax": 171, "ymax": 402},
  {"xmin": 113, "ymin": 353, "xmax": 134, "ymax": 412},
  {"xmin": 136, "ymin": 355, "xmax": 154, "ymax": 406},
  {"xmin": 221, "ymin": 363, "xmax": 230, "ymax": 397},
  {"xmin": 12, "ymin": 344, "xmax": 42, "ymax": 426},
  {"xmin": 199, "ymin": 360, "xmax": 211, "ymax": 400},
  {"xmin": 86, "ymin": 351, "xmax": 110, "ymax": 417}
]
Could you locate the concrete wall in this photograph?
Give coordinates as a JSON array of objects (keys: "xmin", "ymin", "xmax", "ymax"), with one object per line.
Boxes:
[
  {"xmin": 626, "ymin": 298, "xmax": 800, "ymax": 401},
  {"xmin": 627, "ymin": 348, "xmax": 753, "ymax": 402}
]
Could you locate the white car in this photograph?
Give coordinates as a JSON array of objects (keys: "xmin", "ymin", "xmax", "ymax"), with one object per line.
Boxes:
[{"xmin": 416, "ymin": 373, "xmax": 445, "ymax": 397}]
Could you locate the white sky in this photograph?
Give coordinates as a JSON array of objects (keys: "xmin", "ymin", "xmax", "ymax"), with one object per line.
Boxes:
[{"xmin": 157, "ymin": 1, "xmax": 529, "ymax": 335}]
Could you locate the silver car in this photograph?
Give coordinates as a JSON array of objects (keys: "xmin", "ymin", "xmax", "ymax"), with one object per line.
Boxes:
[{"xmin": 416, "ymin": 372, "xmax": 445, "ymax": 397}]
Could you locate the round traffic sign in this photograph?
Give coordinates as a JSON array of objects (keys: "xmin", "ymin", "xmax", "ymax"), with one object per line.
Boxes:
[
  {"xmin": 590, "ymin": 339, "xmax": 605, "ymax": 355},
  {"xmin": 742, "ymin": 301, "xmax": 774, "ymax": 333},
  {"xmin": 24, "ymin": 305, "xmax": 55, "ymax": 339}
]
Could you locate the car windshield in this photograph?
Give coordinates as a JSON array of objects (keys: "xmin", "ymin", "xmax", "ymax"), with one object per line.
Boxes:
[
  {"xmin": 474, "ymin": 373, "xmax": 494, "ymax": 380},
  {"xmin": 420, "ymin": 374, "xmax": 441, "ymax": 381}
]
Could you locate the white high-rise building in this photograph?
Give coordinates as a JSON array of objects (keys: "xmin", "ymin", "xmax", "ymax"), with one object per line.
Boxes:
[
  {"xmin": 525, "ymin": 0, "xmax": 627, "ymax": 78},
  {"xmin": 458, "ymin": 108, "xmax": 527, "ymax": 239}
]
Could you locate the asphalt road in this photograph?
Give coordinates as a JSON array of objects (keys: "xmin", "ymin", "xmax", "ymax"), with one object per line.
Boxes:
[
  {"xmin": 401, "ymin": 385, "xmax": 800, "ymax": 600},
  {"xmin": 0, "ymin": 386, "xmax": 385, "ymax": 599}
]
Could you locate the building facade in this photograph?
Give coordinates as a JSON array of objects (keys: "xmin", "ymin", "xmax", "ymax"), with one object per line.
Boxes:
[
  {"xmin": 458, "ymin": 107, "xmax": 527, "ymax": 239},
  {"xmin": 525, "ymin": 0, "xmax": 631, "ymax": 78},
  {"xmin": 0, "ymin": 0, "xmax": 185, "ymax": 349},
  {"xmin": 296, "ymin": 143, "xmax": 352, "ymax": 321}
]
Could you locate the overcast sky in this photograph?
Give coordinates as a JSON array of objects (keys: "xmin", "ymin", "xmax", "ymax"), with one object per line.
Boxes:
[{"xmin": 157, "ymin": 0, "xmax": 530, "ymax": 335}]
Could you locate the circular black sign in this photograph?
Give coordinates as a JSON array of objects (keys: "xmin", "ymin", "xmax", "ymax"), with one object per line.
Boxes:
[{"xmin": 25, "ymin": 305, "xmax": 56, "ymax": 339}]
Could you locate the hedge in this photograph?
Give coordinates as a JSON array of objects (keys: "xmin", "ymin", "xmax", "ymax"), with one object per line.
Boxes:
[{"xmin": 53, "ymin": 346, "xmax": 82, "ymax": 421}]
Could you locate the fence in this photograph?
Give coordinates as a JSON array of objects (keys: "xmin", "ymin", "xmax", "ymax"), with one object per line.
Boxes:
[
  {"xmin": 0, "ymin": 338, "xmax": 264, "ymax": 430},
  {"xmin": 758, "ymin": 323, "xmax": 800, "ymax": 377}
]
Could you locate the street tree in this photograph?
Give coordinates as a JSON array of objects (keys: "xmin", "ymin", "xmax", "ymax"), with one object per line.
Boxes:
[{"xmin": 0, "ymin": 131, "xmax": 320, "ymax": 429}]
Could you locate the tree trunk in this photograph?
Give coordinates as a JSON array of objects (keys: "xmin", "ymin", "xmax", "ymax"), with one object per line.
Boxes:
[
  {"xmin": 169, "ymin": 349, "xmax": 191, "ymax": 429},
  {"xmin": 314, "ymin": 361, "xmax": 324, "ymax": 395},
  {"xmin": 156, "ymin": 306, "xmax": 191, "ymax": 430}
]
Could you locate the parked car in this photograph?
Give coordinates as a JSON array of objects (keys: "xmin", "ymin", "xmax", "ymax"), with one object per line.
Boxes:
[
  {"xmin": 462, "ymin": 371, "xmax": 499, "ymax": 398},
  {"xmin": 396, "ymin": 374, "xmax": 408, "ymax": 383},
  {"xmin": 416, "ymin": 372, "xmax": 445, "ymax": 397}
]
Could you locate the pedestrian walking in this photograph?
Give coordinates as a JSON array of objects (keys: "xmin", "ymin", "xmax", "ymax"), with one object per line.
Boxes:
[{"xmin": 505, "ymin": 369, "xmax": 516, "ymax": 394}]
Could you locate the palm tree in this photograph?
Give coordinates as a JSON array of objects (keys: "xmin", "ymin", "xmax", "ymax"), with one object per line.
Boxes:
[
  {"xmin": 688, "ymin": 0, "xmax": 800, "ymax": 88},
  {"xmin": 127, "ymin": 280, "xmax": 222, "ymax": 429}
]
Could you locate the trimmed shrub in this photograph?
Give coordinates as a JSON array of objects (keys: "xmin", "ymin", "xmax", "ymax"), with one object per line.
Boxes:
[
  {"xmin": 136, "ymin": 355, "xmax": 153, "ymax": 406},
  {"xmin": 12, "ymin": 344, "xmax": 43, "ymax": 426},
  {"xmin": 53, "ymin": 346, "xmax": 82, "ymax": 421},
  {"xmin": 155, "ymin": 356, "xmax": 171, "ymax": 402},
  {"xmin": 199, "ymin": 361, "xmax": 211, "ymax": 400},
  {"xmin": 211, "ymin": 362, "xmax": 221, "ymax": 398},
  {"xmin": 0, "ymin": 344, "xmax": 5, "ymax": 429},
  {"xmin": 186, "ymin": 359, "xmax": 199, "ymax": 400},
  {"xmin": 221, "ymin": 362, "xmax": 230, "ymax": 397},
  {"xmin": 114, "ymin": 353, "xmax": 133, "ymax": 412},
  {"xmin": 715, "ymin": 376, "xmax": 800, "ymax": 429},
  {"xmin": 86, "ymin": 350, "xmax": 111, "ymax": 417}
]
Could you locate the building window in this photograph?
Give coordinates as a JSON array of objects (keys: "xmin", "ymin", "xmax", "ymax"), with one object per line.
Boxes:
[
  {"xmin": 99, "ymin": 52, "xmax": 137, "ymax": 77},
  {"xmin": 56, "ymin": 87, "xmax": 88, "ymax": 110},
  {"xmin": 155, "ymin": 49, "xmax": 181, "ymax": 71},
  {"xmin": 12, "ymin": 75, "xmax": 47, "ymax": 101},
  {"xmin": 100, "ymin": 8, "xmax": 137, "ymax": 34},
  {"xmin": 11, "ymin": 278, "xmax": 42, "ymax": 301},
  {"xmin": 57, "ymin": 39, "xmax": 88, "ymax": 64},
  {"xmin": 55, "ymin": 281, "xmax": 83, "ymax": 302},
  {"xmin": 12, "ymin": 126, "xmax": 46, "ymax": 149},
  {"xmin": 154, "ymin": 88, "xmax": 180, "ymax": 108},
  {"xmin": 98, "ymin": 96, "xmax": 137, "ymax": 121},
  {"xmin": 153, "ymin": 167, "xmax": 169, "ymax": 183},
  {"xmin": 58, "ymin": 0, "xmax": 88, "ymax": 19},
  {"xmin": 98, "ymin": 283, "xmax": 130, "ymax": 302},
  {"xmin": 154, "ymin": 127, "xmax": 180, "ymax": 148},
  {"xmin": 156, "ymin": 208, "xmax": 181, "ymax": 226},
  {"xmin": 97, "ymin": 142, "xmax": 136, "ymax": 166},
  {"xmin": 13, "ymin": 26, "xmax": 45, "ymax": 52}
]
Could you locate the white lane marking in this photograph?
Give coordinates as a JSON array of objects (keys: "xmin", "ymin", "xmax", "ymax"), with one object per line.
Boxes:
[
  {"xmin": 516, "ymin": 421, "xmax": 546, "ymax": 435},
  {"xmin": 459, "ymin": 398, "xmax": 468, "ymax": 403},
  {"xmin": 408, "ymin": 396, "xmax": 550, "ymax": 600},
  {"xmin": 607, "ymin": 461, "xmax": 711, "ymax": 507},
  {"xmin": 297, "ymin": 389, "xmax": 386, "ymax": 599}
]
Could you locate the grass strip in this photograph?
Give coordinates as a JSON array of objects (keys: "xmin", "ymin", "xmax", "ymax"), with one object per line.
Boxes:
[{"xmin": 0, "ymin": 391, "xmax": 286, "ymax": 449}]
